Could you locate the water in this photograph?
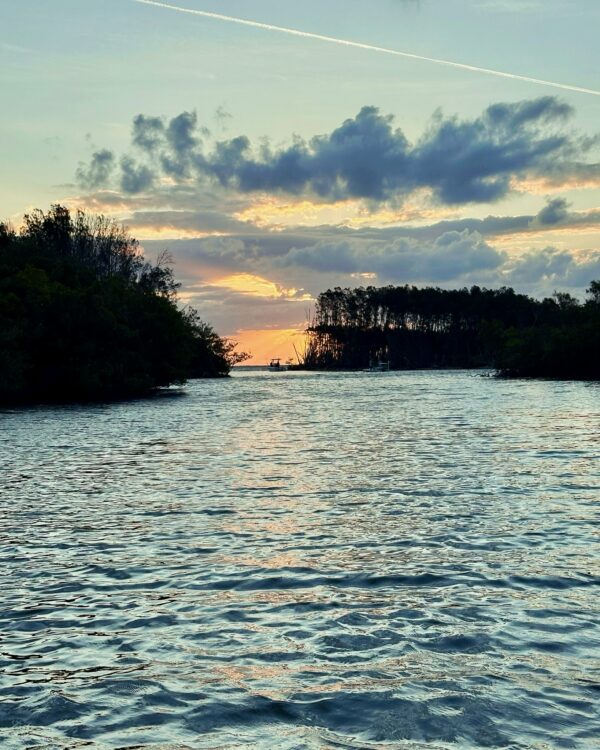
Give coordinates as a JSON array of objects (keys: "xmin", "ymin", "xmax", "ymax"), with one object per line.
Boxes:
[{"xmin": 1, "ymin": 370, "xmax": 599, "ymax": 750}]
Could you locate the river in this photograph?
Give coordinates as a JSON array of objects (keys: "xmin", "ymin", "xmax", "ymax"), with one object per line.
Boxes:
[{"xmin": 1, "ymin": 369, "xmax": 599, "ymax": 749}]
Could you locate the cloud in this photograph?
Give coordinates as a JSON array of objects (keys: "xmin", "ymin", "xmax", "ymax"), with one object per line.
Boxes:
[
  {"xmin": 281, "ymin": 230, "xmax": 506, "ymax": 281},
  {"xmin": 408, "ymin": 98, "xmax": 574, "ymax": 204},
  {"xmin": 144, "ymin": 228, "xmax": 507, "ymax": 286},
  {"xmin": 115, "ymin": 196, "xmax": 600, "ymax": 245},
  {"xmin": 132, "ymin": 114, "xmax": 165, "ymax": 152},
  {"xmin": 534, "ymin": 197, "xmax": 571, "ymax": 226},
  {"xmin": 76, "ymin": 149, "xmax": 116, "ymax": 190},
  {"xmin": 77, "ymin": 98, "xmax": 599, "ymax": 206},
  {"xmin": 507, "ymin": 246, "xmax": 600, "ymax": 287},
  {"xmin": 132, "ymin": 219, "xmax": 600, "ymax": 336},
  {"xmin": 162, "ymin": 111, "xmax": 205, "ymax": 178},
  {"xmin": 120, "ymin": 156, "xmax": 155, "ymax": 193},
  {"xmin": 68, "ymin": 98, "xmax": 600, "ymax": 336},
  {"xmin": 128, "ymin": 209, "xmax": 252, "ymax": 236}
]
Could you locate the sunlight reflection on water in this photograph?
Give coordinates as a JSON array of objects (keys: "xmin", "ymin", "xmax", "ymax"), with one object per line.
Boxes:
[{"xmin": 1, "ymin": 370, "xmax": 599, "ymax": 749}]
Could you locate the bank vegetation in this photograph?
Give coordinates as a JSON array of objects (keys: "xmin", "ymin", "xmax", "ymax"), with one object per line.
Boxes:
[
  {"xmin": 303, "ymin": 282, "xmax": 600, "ymax": 379},
  {"xmin": 0, "ymin": 206, "xmax": 247, "ymax": 404}
]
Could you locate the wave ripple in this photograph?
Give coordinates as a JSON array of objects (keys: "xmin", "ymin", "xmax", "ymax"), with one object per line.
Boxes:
[{"xmin": 1, "ymin": 371, "xmax": 599, "ymax": 749}]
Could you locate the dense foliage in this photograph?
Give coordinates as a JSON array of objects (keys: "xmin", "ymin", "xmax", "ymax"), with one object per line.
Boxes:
[
  {"xmin": 0, "ymin": 206, "xmax": 246, "ymax": 403},
  {"xmin": 305, "ymin": 283, "xmax": 600, "ymax": 378}
]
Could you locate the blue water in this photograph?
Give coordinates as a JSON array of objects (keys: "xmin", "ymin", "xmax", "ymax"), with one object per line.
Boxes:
[{"xmin": 1, "ymin": 370, "xmax": 599, "ymax": 749}]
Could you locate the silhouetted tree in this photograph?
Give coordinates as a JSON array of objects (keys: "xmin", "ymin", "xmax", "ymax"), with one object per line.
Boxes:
[
  {"xmin": 587, "ymin": 280, "xmax": 600, "ymax": 305},
  {"xmin": 0, "ymin": 205, "xmax": 246, "ymax": 403},
  {"xmin": 184, "ymin": 308, "xmax": 250, "ymax": 377},
  {"xmin": 304, "ymin": 282, "xmax": 600, "ymax": 379}
]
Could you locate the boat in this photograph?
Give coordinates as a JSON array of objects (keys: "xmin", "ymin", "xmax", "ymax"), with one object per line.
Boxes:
[
  {"xmin": 364, "ymin": 360, "xmax": 390, "ymax": 372},
  {"xmin": 268, "ymin": 358, "xmax": 289, "ymax": 371}
]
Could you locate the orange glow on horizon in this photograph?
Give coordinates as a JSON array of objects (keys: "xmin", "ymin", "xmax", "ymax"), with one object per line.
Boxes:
[
  {"xmin": 231, "ymin": 328, "xmax": 309, "ymax": 365},
  {"xmin": 210, "ymin": 273, "xmax": 312, "ymax": 300}
]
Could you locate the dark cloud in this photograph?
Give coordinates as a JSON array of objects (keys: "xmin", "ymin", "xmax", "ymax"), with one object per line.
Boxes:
[
  {"xmin": 508, "ymin": 247, "xmax": 600, "ymax": 287},
  {"xmin": 280, "ymin": 230, "xmax": 506, "ymax": 281},
  {"xmin": 146, "ymin": 229, "xmax": 506, "ymax": 285},
  {"xmin": 76, "ymin": 149, "xmax": 115, "ymax": 190},
  {"xmin": 410, "ymin": 98, "xmax": 573, "ymax": 204},
  {"xmin": 120, "ymin": 156, "xmax": 155, "ymax": 194},
  {"xmin": 161, "ymin": 111, "xmax": 204, "ymax": 178},
  {"xmin": 509, "ymin": 246, "xmax": 574, "ymax": 284},
  {"xmin": 535, "ymin": 197, "xmax": 570, "ymax": 226},
  {"xmin": 130, "ymin": 111, "xmax": 207, "ymax": 181},
  {"xmin": 132, "ymin": 115, "xmax": 164, "ymax": 152},
  {"xmin": 78, "ymin": 97, "xmax": 598, "ymax": 204},
  {"xmin": 208, "ymin": 99, "xmax": 576, "ymax": 204},
  {"xmin": 431, "ymin": 199, "xmax": 600, "ymax": 237}
]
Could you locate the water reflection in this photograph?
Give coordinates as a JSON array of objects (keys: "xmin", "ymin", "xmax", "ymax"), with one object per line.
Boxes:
[{"xmin": 1, "ymin": 370, "xmax": 599, "ymax": 749}]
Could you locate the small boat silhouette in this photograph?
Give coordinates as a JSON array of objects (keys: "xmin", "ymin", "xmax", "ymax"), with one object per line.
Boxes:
[
  {"xmin": 268, "ymin": 358, "xmax": 289, "ymax": 371},
  {"xmin": 364, "ymin": 359, "xmax": 390, "ymax": 372}
]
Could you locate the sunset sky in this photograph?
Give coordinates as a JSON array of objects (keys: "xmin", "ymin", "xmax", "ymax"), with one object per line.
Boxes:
[{"xmin": 2, "ymin": 0, "xmax": 600, "ymax": 362}]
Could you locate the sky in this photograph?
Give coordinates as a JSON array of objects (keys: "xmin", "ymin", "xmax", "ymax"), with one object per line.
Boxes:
[{"xmin": 2, "ymin": 0, "xmax": 600, "ymax": 362}]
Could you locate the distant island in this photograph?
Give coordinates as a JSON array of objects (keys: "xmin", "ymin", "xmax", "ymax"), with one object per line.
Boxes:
[
  {"xmin": 0, "ymin": 206, "xmax": 247, "ymax": 404},
  {"xmin": 302, "ymin": 283, "xmax": 600, "ymax": 379}
]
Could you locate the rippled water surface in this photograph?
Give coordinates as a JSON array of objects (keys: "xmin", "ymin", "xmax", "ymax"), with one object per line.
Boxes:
[{"xmin": 1, "ymin": 370, "xmax": 599, "ymax": 749}]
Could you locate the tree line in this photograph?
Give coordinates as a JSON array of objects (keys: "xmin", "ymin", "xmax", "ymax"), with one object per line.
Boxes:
[
  {"xmin": 0, "ymin": 205, "xmax": 247, "ymax": 404},
  {"xmin": 303, "ymin": 283, "xmax": 600, "ymax": 378}
]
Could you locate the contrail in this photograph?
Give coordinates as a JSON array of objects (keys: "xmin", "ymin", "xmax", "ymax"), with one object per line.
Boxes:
[{"xmin": 134, "ymin": 0, "xmax": 600, "ymax": 98}]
